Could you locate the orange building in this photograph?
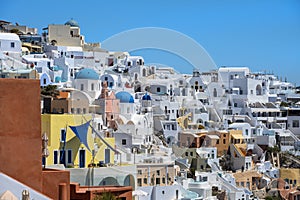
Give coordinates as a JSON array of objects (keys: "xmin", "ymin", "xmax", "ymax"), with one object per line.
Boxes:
[{"xmin": 208, "ymin": 130, "xmax": 231, "ymax": 157}]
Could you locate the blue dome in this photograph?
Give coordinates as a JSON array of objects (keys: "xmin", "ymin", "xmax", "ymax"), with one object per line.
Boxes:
[
  {"xmin": 116, "ymin": 91, "xmax": 134, "ymax": 103},
  {"xmin": 55, "ymin": 76, "xmax": 61, "ymax": 83},
  {"xmin": 75, "ymin": 68, "xmax": 99, "ymax": 80},
  {"xmin": 65, "ymin": 19, "xmax": 79, "ymax": 27},
  {"xmin": 142, "ymin": 93, "xmax": 151, "ymax": 100}
]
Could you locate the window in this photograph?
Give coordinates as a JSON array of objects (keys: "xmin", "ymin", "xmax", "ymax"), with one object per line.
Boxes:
[
  {"xmin": 77, "ymin": 108, "xmax": 81, "ymax": 114},
  {"xmin": 122, "ymin": 139, "xmax": 126, "ymax": 145},
  {"xmin": 60, "ymin": 129, "xmax": 66, "ymax": 142},
  {"xmin": 162, "ymin": 190, "xmax": 165, "ymax": 195},
  {"xmin": 162, "ymin": 177, "xmax": 165, "ymax": 184},
  {"xmin": 138, "ymin": 170, "xmax": 142, "ymax": 175},
  {"xmin": 245, "ymin": 129, "xmax": 248, "ymax": 136},
  {"xmin": 156, "ymin": 178, "xmax": 160, "ymax": 185},
  {"xmin": 54, "ymin": 150, "xmax": 58, "ymax": 164},
  {"xmin": 185, "ymin": 152, "xmax": 188, "ymax": 156},
  {"xmin": 10, "ymin": 42, "xmax": 15, "ymax": 48},
  {"xmin": 80, "ymin": 84, "xmax": 84, "ymax": 91},
  {"xmin": 213, "ymin": 88, "xmax": 217, "ymax": 97},
  {"xmin": 91, "ymin": 83, "xmax": 94, "ymax": 91},
  {"xmin": 157, "ymin": 87, "xmax": 161, "ymax": 93},
  {"xmin": 190, "ymin": 152, "xmax": 193, "ymax": 156},
  {"xmin": 216, "ymin": 139, "xmax": 219, "ymax": 144},
  {"xmin": 83, "ymin": 108, "xmax": 86, "ymax": 114},
  {"xmin": 137, "ymin": 178, "xmax": 142, "ymax": 186},
  {"xmin": 43, "ymin": 78, "xmax": 46, "ymax": 85},
  {"xmin": 60, "ymin": 150, "xmax": 66, "ymax": 165},
  {"xmin": 144, "ymin": 178, "xmax": 147, "ymax": 184},
  {"xmin": 223, "ymin": 139, "xmax": 226, "ymax": 144},
  {"xmin": 42, "ymin": 157, "xmax": 45, "ymax": 166},
  {"xmin": 67, "ymin": 149, "xmax": 72, "ymax": 164},
  {"xmin": 156, "ymin": 170, "xmax": 160, "ymax": 176},
  {"xmin": 246, "ymin": 181, "xmax": 250, "ymax": 188},
  {"xmin": 293, "ymin": 120, "xmax": 299, "ymax": 128}
]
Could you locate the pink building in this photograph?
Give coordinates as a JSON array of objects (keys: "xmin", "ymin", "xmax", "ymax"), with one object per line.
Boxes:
[{"xmin": 99, "ymin": 81, "xmax": 120, "ymax": 130}]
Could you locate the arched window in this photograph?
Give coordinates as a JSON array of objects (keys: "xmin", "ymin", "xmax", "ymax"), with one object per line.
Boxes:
[
  {"xmin": 213, "ymin": 88, "xmax": 217, "ymax": 97},
  {"xmin": 256, "ymin": 85, "xmax": 262, "ymax": 95}
]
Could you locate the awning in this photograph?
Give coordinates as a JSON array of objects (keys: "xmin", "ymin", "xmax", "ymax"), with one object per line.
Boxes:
[
  {"xmin": 231, "ymin": 133, "xmax": 244, "ymax": 139},
  {"xmin": 69, "ymin": 121, "xmax": 91, "ymax": 152},
  {"xmin": 250, "ymin": 108, "xmax": 280, "ymax": 112},
  {"xmin": 207, "ymin": 135, "xmax": 220, "ymax": 139}
]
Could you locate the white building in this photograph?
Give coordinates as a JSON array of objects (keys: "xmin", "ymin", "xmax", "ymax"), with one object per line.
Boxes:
[
  {"xmin": 73, "ymin": 68, "xmax": 101, "ymax": 100},
  {"xmin": 0, "ymin": 33, "xmax": 22, "ymax": 60}
]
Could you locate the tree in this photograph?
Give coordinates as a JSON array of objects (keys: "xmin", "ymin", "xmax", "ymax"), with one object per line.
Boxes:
[
  {"xmin": 265, "ymin": 196, "xmax": 281, "ymax": 200},
  {"xmin": 10, "ymin": 28, "xmax": 20, "ymax": 34},
  {"xmin": 93, "ymin": 191, "xmax": 119, "ymax": 200},
  {"xmin": 280, "ymin": 101, "xmax": 288, "ymax": 107},
  {"xmin": 41, "ymin": 85, "xmax": 59, "ymax": 97}
]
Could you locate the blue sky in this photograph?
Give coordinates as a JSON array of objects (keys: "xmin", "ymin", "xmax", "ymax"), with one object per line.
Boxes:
[{"xmin": 2, "ymin": 0, "xmax": 300, "ymax": 84}]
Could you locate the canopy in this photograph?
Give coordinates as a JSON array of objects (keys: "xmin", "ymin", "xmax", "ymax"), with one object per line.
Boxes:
[
  {"xmin": 69, "ymin": 121, "xmax": 91, "ymax": 152},
  {"xmin": 132, "ymin": 189, "xmax": 148, "ymax": 197}
]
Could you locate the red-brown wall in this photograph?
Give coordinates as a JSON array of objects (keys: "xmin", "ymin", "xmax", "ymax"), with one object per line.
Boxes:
[
  {"xmin": 42, "ymin": 169, "xmax": 70, "ymax": 200},
  {"xmin": 0, "ymin": 79, "xmax": 42, "ymax": 191}
]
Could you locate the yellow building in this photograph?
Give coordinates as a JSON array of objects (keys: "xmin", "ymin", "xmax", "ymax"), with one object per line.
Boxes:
[
  {"xmin": 280, "ymin": 168, "xmax": 300, "ymax": 187},
  {"xmin": 229, "ymin": 130, "xmax": 245, "ymax": 144},
  {"xmin": 41, "ymin": 114, "xmax": 115, "ymax": 168},
  {"xmin": 233, "ymin": 170, "xmax": 262, "ymax": 190},
  {"xmin": 47, "ymin": 19, "xmax": 84, "ymax": 47}
]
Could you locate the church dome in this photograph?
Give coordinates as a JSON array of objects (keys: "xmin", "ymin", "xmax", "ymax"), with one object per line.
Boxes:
[
  {"xmin": 65, "ymin": 19, "xmax": 79, "ymax": 27},
  {"xmin": 75, "ymin": 68, "xmax": 99, "ymax": 80},
  {"xmin": 142, "ymin": 93, "xmax": 151, "ymax": 100},
  {"xmin": 116, "ymin": 91, "xmax": 134, "ymax": 103}
]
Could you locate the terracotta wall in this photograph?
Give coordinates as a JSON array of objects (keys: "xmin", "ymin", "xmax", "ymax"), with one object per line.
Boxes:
[
  {"xmin": 42, "ymin": 169, "xmax": 70, "ymax": 200},
  {"xmin": 0, "ymin": 79, "xmax": 42, "ymax": 191},
  {"xmin": 70, "ymin": 183, "xmax": 132, "ymax": 200}
]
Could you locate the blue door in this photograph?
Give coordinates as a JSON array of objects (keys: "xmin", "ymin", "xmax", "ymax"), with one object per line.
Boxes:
[
  {"xmin": 105, "ymin": 149, "xmax": 110, "ymax": 164},
  {"xmin": 79, "ymin": 149, "xmax": 85, "ymax": 168}
]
